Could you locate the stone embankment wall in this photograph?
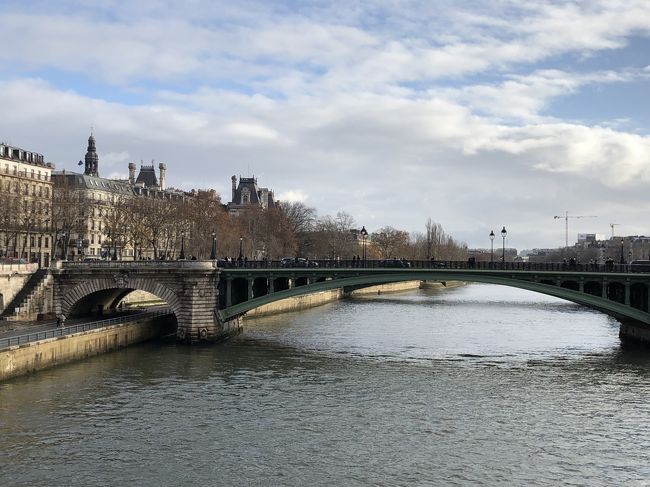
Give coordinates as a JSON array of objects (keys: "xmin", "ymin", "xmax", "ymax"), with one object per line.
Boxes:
[
  {"xmin": 247, "ymin": 281, "xmax": 464, "ymax": 318},
  {"xmin": 246, "ymin": 289, "xmax": 345, "ymax": 318},
  {"xmin": 0, "ymin": 314, "xmax": 176, "ymax": 382},
  {"xmin": 0, "ymin": 264, "xmax": 37, "ymax": 314},
  {"xmin": 121, "ymin": 290, "xmax": 166, "ymax": 308}
]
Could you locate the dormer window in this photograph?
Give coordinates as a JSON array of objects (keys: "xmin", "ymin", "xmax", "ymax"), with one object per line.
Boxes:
[{"xmin": 241, "ymin": 187, "xmax": 250, "ymax": 204}]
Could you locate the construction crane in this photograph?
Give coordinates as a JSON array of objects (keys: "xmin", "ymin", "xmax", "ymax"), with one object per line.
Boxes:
[
  {"xmin": 609, "ymin": 223, "xmax": 620, "ymax": 238},
  {"xmin": 553, "ymin": 211, "xmax": 598, "ymax": 248}
]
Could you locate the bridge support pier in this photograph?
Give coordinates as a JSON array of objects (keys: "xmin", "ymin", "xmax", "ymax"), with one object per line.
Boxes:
[{"xmin": 619, "ymin": 320, "xmax": 650, "ymax": 346}]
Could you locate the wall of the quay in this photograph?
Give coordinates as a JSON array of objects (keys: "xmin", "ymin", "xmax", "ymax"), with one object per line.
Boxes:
[
  {"xmin": 246, "ymin": 281, "xmax": 465, "ymax": 318},
  {"xmin": 0, "ymin": 314, "xmax": 176, "ymax": 382},
  {"xmin": 350, "ymin": 280, "xmax": 422, "ymax": 296},
  {"xmin": 246, "ymin": 289, "xmax": 345, "ymax": 318},
  {"xmin": 0, "ymin": 264, "xmax": 36, "ymax": 314}
]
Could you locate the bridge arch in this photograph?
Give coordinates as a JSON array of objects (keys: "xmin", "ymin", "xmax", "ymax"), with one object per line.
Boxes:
[
  {"xmin": 218, "ymin": 271, "xmax": 650, "ymax": 327},
  {"xmin": 60, "ymin": 278, "xmax": 182, "ymax": 321}
]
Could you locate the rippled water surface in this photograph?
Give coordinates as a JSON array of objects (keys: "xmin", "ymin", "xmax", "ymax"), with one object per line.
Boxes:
[{"xmin": 2, "ymin": 284, "xmax": 650, "ymax": 486}]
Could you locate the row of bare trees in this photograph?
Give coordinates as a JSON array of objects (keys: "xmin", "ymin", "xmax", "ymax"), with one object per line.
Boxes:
[
  {"xmin": 45, "ymin": 179, "xmax": 468, "ymax": 262},
  {"xmin": 280, "ymin": 202, "xmax": 467, "ymax": 261}
]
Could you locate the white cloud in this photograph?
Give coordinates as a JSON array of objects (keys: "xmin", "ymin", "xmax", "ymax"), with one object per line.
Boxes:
[
  {"xmin": 2, "ymin": 1, "xmax": 650, "ymax": 249},
  {"xmin": 277, "ymin": 190, "xmax": 308, "ymax": 203}
]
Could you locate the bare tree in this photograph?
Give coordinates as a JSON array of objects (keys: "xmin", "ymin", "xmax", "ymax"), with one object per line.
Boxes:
[
  {"xmin": 371, "ymin": 226, "xmax": 410, "ymax": 258},
  {"xmin": 281, "ymin": 201, "xmax": 316, "ymax": 234}
]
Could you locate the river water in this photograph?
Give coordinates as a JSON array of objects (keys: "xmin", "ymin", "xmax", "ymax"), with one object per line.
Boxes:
[{"xmin": 2, "ymin": 284, "xmax": 650, "ymax": 486}]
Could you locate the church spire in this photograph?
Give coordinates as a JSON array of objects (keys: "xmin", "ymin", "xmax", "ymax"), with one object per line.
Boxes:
[{"xmin": 84, "ymin": 133, "xmax": 99, "ymax": 177}]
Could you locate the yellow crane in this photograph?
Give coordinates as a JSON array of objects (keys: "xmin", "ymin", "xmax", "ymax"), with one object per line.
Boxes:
[{"xmin": 553, "ymin": 211, "xmax": 598, "ymax": 248}]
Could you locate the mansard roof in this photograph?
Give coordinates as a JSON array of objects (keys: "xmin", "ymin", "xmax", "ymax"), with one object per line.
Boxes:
[
  {"xmin": 135, "ymin": 165, "xmax": 158, "ymax": 188},
  {"xmin": 232, "ymin": 177, "xmax": 262, "ymax": 205},
  {"xmin": 52, "ymin": 171, "xmax": 135, "ymax": 196}
]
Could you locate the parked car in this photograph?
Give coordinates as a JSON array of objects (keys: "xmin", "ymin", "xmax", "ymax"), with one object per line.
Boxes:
[
  {"xmin": 280, "ymin": 257, "xmax": 295, "ymax": 267},
  {"xmin": 281, "ymin": 257, "xmax": 319, "ymax": 268},
  {"xmin": 296, "ymin": 258, "xmax": 319, "ymax": 268}
]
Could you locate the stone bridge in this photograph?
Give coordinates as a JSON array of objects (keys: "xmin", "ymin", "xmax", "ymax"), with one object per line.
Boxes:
[{"xmin": 52, "ymin": 260, "xmax": 650, "ymax": 344}]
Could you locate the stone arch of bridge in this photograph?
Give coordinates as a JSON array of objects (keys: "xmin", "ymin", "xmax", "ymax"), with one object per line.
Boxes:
[
  {"xmin": 59, "ymin": 279, "xmax": 182, "ymax": 321},
  {"xmin": 218, "ymin": 272, "xmax": 650, "ymax": 326}
]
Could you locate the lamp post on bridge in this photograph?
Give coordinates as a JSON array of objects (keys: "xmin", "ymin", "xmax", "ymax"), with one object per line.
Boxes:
[
  {"xmin": 501, "ymin": 226, "xmax": 507, "ymax": 268},
  {"xmin": 210, "ymin": 230, "xmax": 217, "ymax": 260},
  {"xmin": 360, "ymin": 226, "xmax": 368, "ymax": 267},
  {"xmin": 489, "ymin": 230, "xmax": 495, "ymax": 265},
  {"xmin": 620, "ymin": 239, "xmax": 625, "ymax": 265},
  {"xmin": 238, "ymin": 235, "xmax": 243, "ymax": 260},
  {"xmin": 59, "ymin": 232, "xmax": 67, "ymax": 261},
  {"xmin": 179, "ymin": 231, "xmax": 186, "ymax": 260},
  {"xmin": 77, "ymin": 235, "xmax": 83, "ymax": 261}
]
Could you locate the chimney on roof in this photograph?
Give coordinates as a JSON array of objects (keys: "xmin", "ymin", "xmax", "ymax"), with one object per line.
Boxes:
[
  {"xmin": 128, "ymin": 162, "xmax": 136, "ymax": 184},
  {"xmin": 159, "ymin": 162, "xmax": 167, "ymax": 190},
  {"xmin": 231, "ymin": 175, "xmax": 237, "ymax": 203}
]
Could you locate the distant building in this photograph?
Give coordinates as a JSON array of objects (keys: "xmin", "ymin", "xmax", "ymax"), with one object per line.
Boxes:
[
  {"xmin": 227, "ymin": 175, "xmax": 277, "ymax": 215},
  {"xmin": 0, "ymin": 141, "xmax": 54, "ymax": 267},
  {"xmin": 577, "ymin": 233, "xmax": 605, "ymax": 245}
]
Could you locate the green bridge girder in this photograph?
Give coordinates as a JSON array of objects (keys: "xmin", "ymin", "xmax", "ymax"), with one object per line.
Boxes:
[{"xmin": 217, "ymin": 268, "xmax": 650, "ymax": 325}]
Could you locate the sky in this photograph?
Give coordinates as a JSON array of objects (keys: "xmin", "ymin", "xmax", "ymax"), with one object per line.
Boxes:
[{"xmin": 1, "ymin": 0, "xmax": 650, "ymax": 250}]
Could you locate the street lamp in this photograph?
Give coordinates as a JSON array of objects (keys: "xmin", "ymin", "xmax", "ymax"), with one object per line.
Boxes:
[
  {"xmin": 111, "ymin": 233, "xmax": 118, "ymax": 261},
  {"xmin": 360, "ymin": 226, "xmax": 368, "ymax": 267},
  {"xmin": 179, "ymin": 231, "xmax": 186, "ymax": 260},
  {"xmin": 210, "ymin": 230, "xmax": 217, "ymax": 260},
  {"xmin": 501, "ymin": 226, "xmax": 507, "ymax": 267},
  {"xmin": 620, "ymin": 239, "xmax": 625, "ymax": 265},
  {"xmin": 238, "ymin": 235, "xmax": 243, "ymax": 260},
  {"xmin": 77, "ymin": 235, "xmax": 83, "ymax": 261},
  {"xmin": 60, "ymin": 232, "xmax": 67, "ymax": 260},
  {"xmin": 489, "ymin": 230, "xmax": 495, "ymax": 264}
]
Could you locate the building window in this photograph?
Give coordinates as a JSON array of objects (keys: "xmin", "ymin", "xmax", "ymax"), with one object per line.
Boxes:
[{"xmin": 44, "ymin": 237, "xmax": 49, "ymax": 248}]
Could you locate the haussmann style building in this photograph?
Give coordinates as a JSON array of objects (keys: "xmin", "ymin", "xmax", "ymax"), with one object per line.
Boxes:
[{"xmin": 0, "ymin": 141, "xmax": 54, "ymax": 267}]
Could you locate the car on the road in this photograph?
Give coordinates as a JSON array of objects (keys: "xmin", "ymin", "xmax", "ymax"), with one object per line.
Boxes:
[
  {"xmin": 281, "ymin": 257, "xmax": 319, "ymax": 268},
  {"xmin": 630, "ymin": 260, "xmax": 650, "ymax": 273},
  {"xmin": 380, "ymin": 258, "xmax": 411, "ymax": 268},
  {"xmin": 280, "ymin": 257, "xmax": 295, "ymax": 267}
]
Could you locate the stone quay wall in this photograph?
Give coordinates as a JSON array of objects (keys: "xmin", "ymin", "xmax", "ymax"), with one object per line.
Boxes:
[
  {"xmin": 0, "ymin": 264, "xmax": 37, "ymax": 314},
  {"xmin": 247, "ymin": 281, "xmax": 465, "ymax": 318},
  {"xmin": 0, "ymin": 314, "xmax": 176, "ymax": 382}
]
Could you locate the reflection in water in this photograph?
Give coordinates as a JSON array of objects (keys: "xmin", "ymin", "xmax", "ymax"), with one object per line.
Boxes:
[{"xmin": 2, "ymin": 284, "xmax": 650, "ymax": 486}]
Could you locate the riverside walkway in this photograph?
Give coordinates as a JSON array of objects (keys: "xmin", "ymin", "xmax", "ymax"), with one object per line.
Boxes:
[{"xmin": 0, "ymin": 308, "xmax": 171, "ymax": 350}]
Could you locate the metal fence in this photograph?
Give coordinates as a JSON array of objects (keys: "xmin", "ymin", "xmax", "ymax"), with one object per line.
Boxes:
[
  {"xmin": 58, "ymin": 258, "xmax": 648, "ymax": 274},
  {"xmin": 216, "ymin": 259, "xmax": 642, "ymax": 274},
  {"xmin": 0, "ymin": 308, "xmax": 172, "ymax": 351}
]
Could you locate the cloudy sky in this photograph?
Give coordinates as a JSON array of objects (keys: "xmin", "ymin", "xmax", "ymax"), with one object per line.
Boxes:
[{"xmin": 2, "ymin": 0, "xmax": 650, "ymax": 250}]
